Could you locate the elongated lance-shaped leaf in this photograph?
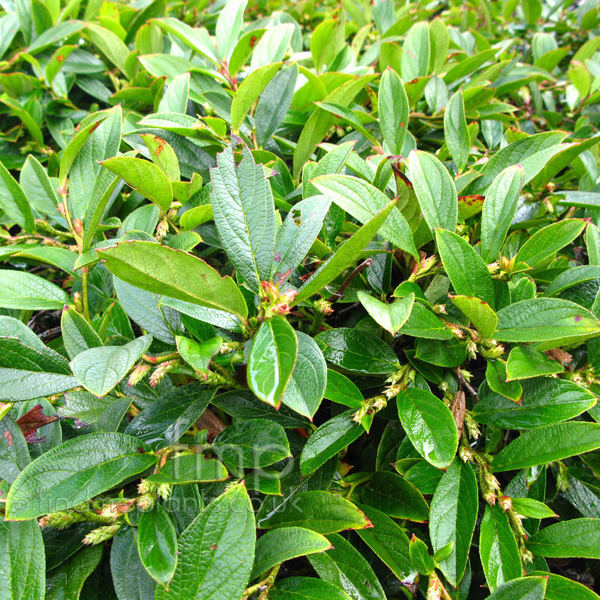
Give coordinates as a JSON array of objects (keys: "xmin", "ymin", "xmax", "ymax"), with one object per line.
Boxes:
[
  {"xmin": 379, "ymin": 68, "xmax": 409, "ymax": 155},
  {"xmin": 0, "ymin": 159, "xmax": 35, "ymax": 233},
  {"xmin": 444, "ymin": 89, "xmax": 470, "ymax": 171},
  {"xmin": 210, "ymin": 144, "xmax": 276, "ymax": 292}
]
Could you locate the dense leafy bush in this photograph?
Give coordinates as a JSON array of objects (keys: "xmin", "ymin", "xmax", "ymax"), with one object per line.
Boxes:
[{"xmin": 2, "ymin": 0, "xmax": 600, "ymax": 598}]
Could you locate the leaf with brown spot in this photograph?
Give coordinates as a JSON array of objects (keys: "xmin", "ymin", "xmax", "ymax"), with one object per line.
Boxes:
[{"xmin": 16, "ymin": 404, "xmax": 60, "ymax": 443}]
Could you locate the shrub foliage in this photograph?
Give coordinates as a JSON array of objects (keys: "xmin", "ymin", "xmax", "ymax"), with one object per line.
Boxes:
[{"xmin": 1, "ymin": 0, "xmax": 600, "ymax": 599}]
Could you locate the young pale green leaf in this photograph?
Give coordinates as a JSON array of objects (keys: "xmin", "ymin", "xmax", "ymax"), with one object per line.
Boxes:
[
  {"xmin": 480, "ymin": 503, "xmax": 522, "ymax": 591},
  {"xmin": 215, "ymin": 0, "xmax": 247, "ymax": 60},
  {"xmin": 155, "ymin": 483, "xmax": 255, "ymax": 600},
  {"xmin": 213, "ymin": 418, "xmax": 291, "ymax": 468},
  {"xmin": 300, "ymin": 410, "xmax": 364, "ymax": 475},
  {"xmin": 450, "ymin": 295, "xmax": 498, "ymax": 338},
  {"xmin": 6, "ymin": 433, "xmax": 156, "ymax": 520},
  {"xmin": 444, "ymin": 89, "xmax": 470, "ymax": 171},
  {"xmin": 429, "ymin": 459, "xmax": 478, "ymax": 587},
  {"xmin": 485, "ymin": 360, "xmax": 522, "ymax": 403},
  {"xmin": 401, "ymin": 22, "xmax": 430, "ymax": 80},
  {"xmin": 361, "ymin": 471, "xmax": 429, "ymax": 522},
  {"xmin": 436, "ymin": 229, "xmax": 495, "ymax": 306},
  {"xmin": 316, "ymin": 328, "xmax": 399, "ymax": 375},
  {"xmin": 61, "ymin": 307, "xmax": 103, "ymax": 359},
  {"xmin": 251, "ymin": 527, "xmax": 331, "ymax": 579},
  {"xmin": 506, "ymin": 345, "xmax": 565, "ymax": 380},
  {"xmin": 137, "ymin": 504, "xmax": 178, "ymax": 587},
  {"xmin": 355, "ymin": 503, "xmax": 414, "ymax": 581},
  {"xmin": 399, "ymin": 302, "xmax": 454, "ymax": 340},
  {"xmin": 270, "ymin": 577, "xmax": 353, "ymax": 600},
  {"xmin": 210, "ymin": 144, "xmax": 276, "ymax": 292},
  {"xmin": 281, "ymin": 332, "xmax": 327, "ymax": 419},
  {"xmin": 409, "ymin": 534, "xmax": 435, "ymax": 575},
  {"xmin": 176, "ymin": 335, "xmax": 222, "ymax": 377},
  {"xmin": 311, "ymin": 175, "xmax": 417, "ymax": 257},
  {"xmin": 485, "ymin": 577, "xmax": 548, "ymax": 600},
  {"xmin": 514, "ymin": 219, "xmax": 587, "ymax": 269},
  {"xmin": 473, "ymin": 377, "xmax": 595, "ymax": 429},
  {"xmin": 294, "ymin": 198, "xmax": 400, "ymax": 303},
  {"xmin": 527, "ymin": 519, "xmax": 600, "ymax": 559},
  {"xmin": 147, "ymin": 456, "xmax": 228, "ymax": 485},
  {"xmin": 230, "ymin": 62, "xmax": 282, "ymax": 132},
  {"xmin": 407, "ymin": 150, "xmax": 458, "ymax": 232},
  {"xmin": 357, "ymin": 292, "xmax": 414, "ymax": 336},
  {"xmin": 259, "ymin": 490, "xmax": 370, "ymax": 534},
  {"xmin": 480, "ymin": 165, "xmax": 525, "ymax": 263},
  {"xmin": 311, "ymin": 17, "xmax": 345, "ymax": 73},
  {"xmin": 70, "ymin": 335, "xmax": 152, "ymax": 397},
  {"xmin": 309, "ymin": 533, "xmax": 386, "ymax": 600},
  {"xmin": 0, "ymin": 159, "xmax": 36, "ymax": 233},
  {"xmin": 140, "ymin": 134, "xmax": 181, "ymax": 181},
  {"xmin": 491, "ymin": 422, "xmax": 600, "ymax": 472},
  {"xmin": 0, "ymin": 519, "xmax": 45, "ymax": 600},
  {"xmin": 510, "ymin": 497, "xmax": 557, "ymax": 519},
  {"xmin": 248, "ymin": 316, "xmax": 298, "ymax": 408},
  {"xmin": 98, "ymin": 241, "xmax": 248, "ymax": 320},
  {"xmin": 397, "ymin": 388, "xmax": 458, "ymax": 469},
  {"xmin": 0, "ymin": 270, "xmax": 72, "ymax": 310},
  {"xmin": 379, "ymin": 68, "xmax": 409, "ymax": 155},
  {"xmin": 493, "ymin": 298, "xmax": 600, "ymax": 349},
  {"xmin": 102, "ymin": 156, "xmax": 173, "ymax": 216},
  {"xmin": 111, "ymin": 527, "xmax": 156, "ymax": 600},
  {"xmin": 323, "ymin": 370, "xmax": 364, "ymax": 408}
]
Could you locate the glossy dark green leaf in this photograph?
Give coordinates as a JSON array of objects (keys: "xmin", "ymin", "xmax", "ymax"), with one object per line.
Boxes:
[
  {"xmin": 480, "ymin": 503, "xmax": 522, "ymax": 590},
  {"xmin": 259, "ymin": 490, "xmax": 370, "ymax": 534},
  {"xmin": 429, "ymin": 458, "xmax": 478, "ymax": 587},
  {"xmin": 147, "ymin": 455, "xmax": 228, "ymax": 484},
  {"xmin": 270, "ymin": 577, "xmax": 352, "ymax": 600},
  {"xmin": 323, "ymin": 370, "xmax": 364, "ymax": 408},
  {"xmin": 485, "ymin": 577, "xmax": 547, "ymax": 600},
  {"xmin": 6, "ymin": 433, "xmax": 156, "ymax": 520},
  {"xmin": 527, "ymin": 519, "xmax": 600, "ymax": 558},
  {"xmin": 155, "ymin": 483, "xmax": 255, "ymax": 600},
  {"xmin": 397, "ymin": 387, "xmax": 458, "ymax": 468},
  {"xmin": 491, "ymin": 422, "xmax": 600, "ymax": 472},
  {"xmin": 111, "ymin": 527, "xmax": 156, "ymax": 600},
  {"xmin": 485, "ymin": 360, "xmax": 523, "ymax": 403},
  {"xmin": 46, "ymin": 544, "xmax": 103, "ymax": 600},
  {"xmin": 248, "ymin": 316, "xmax": 298, "ymax": 408},
  {"xmin": 315, "ymin": 328, "xmax": 399, "ymax": 375},
  {"xmin": 138, "ymin": 504, "xmax": 178, "ymax": 586}
]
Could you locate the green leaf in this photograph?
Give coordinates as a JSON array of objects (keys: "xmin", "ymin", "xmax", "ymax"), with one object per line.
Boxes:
[
  {"xmin": 493, "ymin": 298, "xmax": 600, "ymax": 349},
  {"xmin": 486, "ymin": 360, "xmax": 523, "ymax": 403},
  {"xmin": 473, "ymin": 377, "xmax": 595, "ymax": 429},
  {"xmin": 409, "ymin": 534, "xmax": 435, "ymax": 575},
  {"xmin": 510, "ymin": 497, "xmax": 557, "ymax": 519},
  {"xmin": 270, "ymin": 578, "xmax": 352, "ymax": 600},
  {"xmin": 176, "ymin": 335, "xmax": 222, "ymax": 377},
  {"xmin": 355, "ymin": 503, "xmax": 415, "ymax": 581},
  {"xmin": 0, "ymin": 159, "xmax": 36, "ymax": 233},
  {"xmin": 0, "ymin": 269, "xmax": 72, "ymax": 310},
  {"xmin": 527, "ymin": 518, "xmax": 600, "ymax": 559},
  {"xmin": 407, "ymin": 150, "xmax": 458, "ymax": 233},
  {"xmin": 61, "ymin": 307, "xmax": 103, "ymax": 359},
  {"xmin": 111, "ymin": 527, "xmax": 156, "ymax": 600},
  {"xmin": 450, "ymin": 295, "xmax": 498, "ymax": 338},
  {"xmin": 210, "ymin": 144, "xmax": 276, "ymax": 292},
  {"xmin": 281, "ymin": 332, "xmax": 327, "ymax": 419},
  {"xmin": 147, "ymin": 456, "xmax": 228, "ymax": 485},
  {"xmin": 251, "ymin": 527, "xmax": 331, "ymax": 579},
  {"xmin": 0, "ymin": 519, "xmax": 45, "ymax": 600},
  {"xmin": 429, "ymin": 458, "xmax": 478, "ymax": 587},
  {"xmin": 310, "ymin": 17, "xmax": 345, "ymax": 73},
  {"xmin": 312, "ymin": 175, "xmax": 417, "ymax": 257},
  {"xmin": 248, "ymin": 316, "xmax": 298, "ymax": 408},
  {"xmin": 20, "ymin": 154, "xmax": 61, "ymax": 220},
  {"xmin": 141, "ymin": 134, "xmax": 181, "ymax": 181},
  {"xmin": 85, "ymin": 24, "xmax": 129, "ymax": 74},
  {"xmin": 491, "ymin": 422, "xmax": 600, "ymax": 472},
  {"xmin": 506, "ymin": 345, "xmax": 565, "ymax": 380},
  {"xmin": 70, "ymin": 335, "xmax": 152, "ymax": 396},
  {"xmin": 436, "ymin": 228, "xmax": 495, "ymax": 306},
  {"xmin": 485, "ymin": 577, "xmax": 547, "ymax": 600},
  {"xmin": 294, "ymin": 198, "xmax": 400, "ymax": 303},
  {"xmin": 316, "ymin": 328, "xmax": 399, "ymax": 375},
  {"xmin": 361, "ymin": 471, "xmax": 430, "ymax": 522},
  {"xmin": 46, "ymin": 544, "xmax": 103, "ymax": 600},
  {"xmin": 102, "ymin": 156, "xmax": 173, "ymax": 216},
  {"xmin": 379, "ymin": 68, "xmax": 409, "ymax": 155},
  {"xmin": 98, "ymin": 241, "xmax": 248, "ymax": 320},
  {"xmin": 532, "ymin": 572, "xmax": 600, "ymax": 600},
  {"xmin": 514, "ymin": 219, "xmax": 587, "ymax": 269},
  {"xmin": 309, "ymin": 533, "xmax": 386, "ymax": 600},
  {"xmin": 213, "ymin": 418, "xmax": 291, "ymax": 468},
  {"xmin": 399, "ymin": 302, "xmax": 454, "ymax": 340},
  {"xmin": 300, "ymin": 410, "xmax": 363, "ymax": 475},
  {"xmin": 215, "ymin": 0, "xmax": 247, "ymax": 60},
  {"xmin": 357, "ymin": 292, "xmax": 414, "ymax": 336},
  {"xmin": 397, "ymin": 387, "xmax": 458, "ymax": 469},
  {"xmin": 5, "ymin": 433, "xmax": 156, "ymax": 520},
  {"xmin": 155, "ymin": 483, "xmax": 255, "ymax": 600},
  {"xmin": 137, "ymin": 504, "xmax": 178, "ymax": 587},
  {"xmin": 544, "ymin": 265, "xmax": 600, "ymax": 298},
  {"xmin": 0, "ymin": 415, "xmax": 29, "ymax": 484},
  {"xmin": 480, "ymin": 503, "xmax": 522, "ymax": 591},
  {"xmin": 401, "ymin": 22, "xmax": 430, "ymax": 80},
  {"xmin": 231, "ymin": 62, "xmax": 282, "ymax": 132},
  {"xmin": 480, "ymin": 165, "xmax": 526, "ymax": 263},
  {"xmin": 444, "ymin": 90, "xmax": 470, "ymax": 171},
  {"xmin": 323, "ymin": 370, "xmax": 364, "ymax": 408}
]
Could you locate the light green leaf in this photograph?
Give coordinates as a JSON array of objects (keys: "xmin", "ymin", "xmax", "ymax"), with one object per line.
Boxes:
[
  {"xmin": 357, "ymin": 292, "xmax": 414, "ymax": 336},
  {"xmin": 147, "ymin": 456, "xmax": 228, "ymax": 485},
  {"xmin": 485, "ymin": 577, "xmax": 547, "ymax": 600},
  {"xmin": 0, "ymin": 269, "xmax": 72, "ymax": 310},
  {"xmin": 0, "ymin": 159, "xmax": 36, "ymax": 233},
  {"xmin": 527, "ymin": 519, "xmax": 600, "ymax": 559},
  {"xmin": 176, "ymin": 335, "xmax": 222, "ymax": 377},
  {"xmin": 401, "ymin": 22, "xmax": 430, "ymax": 80},
  {"xmin": 270, "ymin": 578, "xmax": 352, "ymax": 600},
  {"xmin": 379, "ymin": 68, "xmax": 409, "ymax": 156},
  {"xmin": 444, "ymin": 90, "xmax": 470, "ymax": 171},
  {"xmin": 450, "ymin": 295, "xmax": 498, "ymax": 338}
]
